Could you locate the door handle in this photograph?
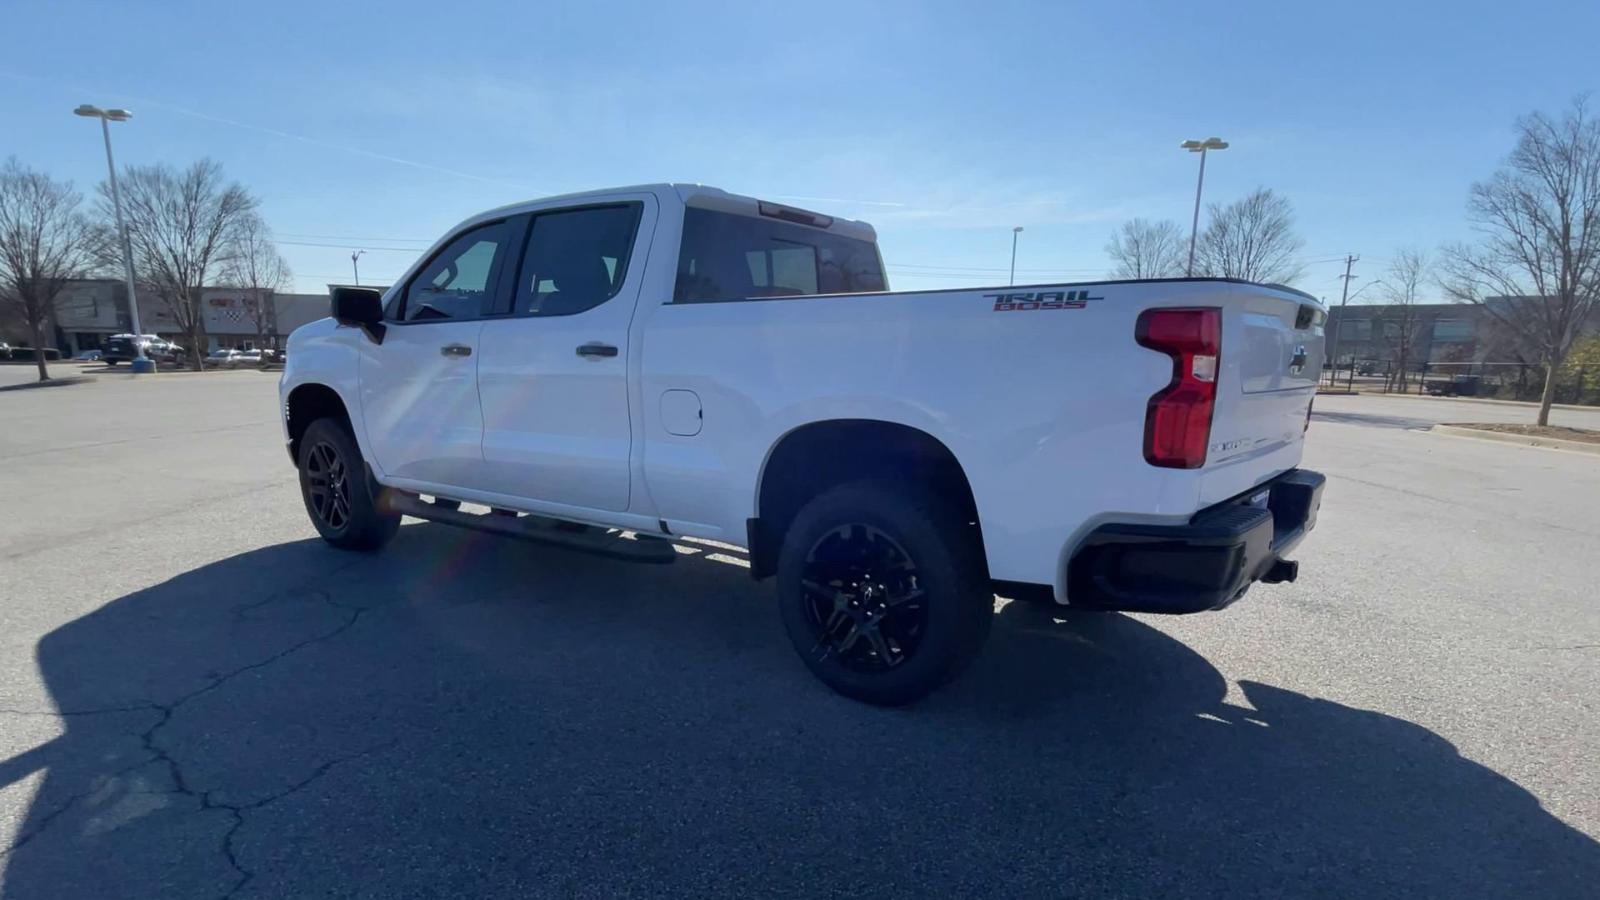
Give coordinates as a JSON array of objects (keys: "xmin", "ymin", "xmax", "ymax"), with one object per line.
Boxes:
[
  {"xmin": 439, "ymin": 343, "xmax": 473, "ymax": 358},
  {"xmin": 576, "ymin": 342, "xmax": 619, "ymax": 359}
]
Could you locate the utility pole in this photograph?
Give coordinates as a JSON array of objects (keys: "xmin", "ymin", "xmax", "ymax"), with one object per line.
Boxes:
[{"xmin": 1326, "ymin": 253, "xmax": 1360, "ymax": 372}]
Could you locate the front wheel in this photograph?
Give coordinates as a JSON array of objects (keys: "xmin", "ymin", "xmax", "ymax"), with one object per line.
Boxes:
[
  {"xmin": 297, "ymin": 418, "xmax": 400, "ymax": 551},
  {"xmin": 776, "ymin": 482, "xmax": 992, "ymax": 706}
]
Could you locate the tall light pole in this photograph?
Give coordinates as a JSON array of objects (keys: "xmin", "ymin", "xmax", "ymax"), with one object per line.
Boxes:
[
  {"xmin": 1181, "ymin": 137, "xmax": 1229, "ymax": 276},
  {"xmin": 75, "ymin": 104, "xmax": 154, "ymax": 373},
  {"xmin": 1009, "ymin": 226, "xmax": 1023, "ymax": 286},
  {"xmin": 351, "ymin": 250, "xmax": 365, "ymax": 286}
]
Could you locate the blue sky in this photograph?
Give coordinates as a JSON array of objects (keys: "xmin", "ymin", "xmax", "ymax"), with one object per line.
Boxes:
[{"xmin": 3, "ymin": 0, "xmax": 1597, "ymax": 303}]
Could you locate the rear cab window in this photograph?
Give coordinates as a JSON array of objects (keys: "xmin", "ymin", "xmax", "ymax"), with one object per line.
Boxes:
[{"xmin": 674, "ymin": 207, "xmax": 886, "ymax": 303}]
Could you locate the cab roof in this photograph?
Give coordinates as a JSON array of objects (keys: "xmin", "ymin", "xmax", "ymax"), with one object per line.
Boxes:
[{"xmin": 467, "ymin": 183, "xmax": 878, "ymax": 244}]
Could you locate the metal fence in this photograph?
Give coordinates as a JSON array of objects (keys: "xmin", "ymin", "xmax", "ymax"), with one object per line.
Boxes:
[{"xmin": 1321, "ymin": 359, "xmax": 1600, "ymax": 406}]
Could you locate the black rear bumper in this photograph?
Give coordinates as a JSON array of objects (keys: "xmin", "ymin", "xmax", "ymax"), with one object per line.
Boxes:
[{"xmin": 1066, "ymin": 468, "xmax": 1325, "ymax": 614}]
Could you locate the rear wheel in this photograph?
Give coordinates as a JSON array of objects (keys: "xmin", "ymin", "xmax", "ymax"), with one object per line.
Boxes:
[
  {"xmin": 776, "ymin": 481, "xmax": 991, "ymax": 706},
  {"xmin": 298, "ymin": 418, "xmax": 399, "ymax": 551}
]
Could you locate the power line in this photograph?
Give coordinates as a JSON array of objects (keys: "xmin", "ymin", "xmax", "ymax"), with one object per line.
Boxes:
[
  {"xmin": 297, "ymin": 273, "xmax": 400, "ymax": 282},
  {"xmin": 278, "ymin": 232, "xmax": 433, "ymax": 244},
  {"xmin": 889, "ymin": 262, "xmax": 1106, "ymax": 273},
  {"xmin": 275, "ymin": 240, "xmax": 425, "ymax": 253}
]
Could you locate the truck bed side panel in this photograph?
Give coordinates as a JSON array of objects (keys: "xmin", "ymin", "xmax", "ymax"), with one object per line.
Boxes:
[{"xmin": 640, "ymin": 281, "xmax": 1315, "ymax": 591}]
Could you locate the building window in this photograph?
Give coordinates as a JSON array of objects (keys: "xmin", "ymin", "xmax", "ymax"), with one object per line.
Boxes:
[
  {"xmin": 1339, "ymin": 319, "xmax": 1372, "ymax": 342},
  {"xmin": 1431, "ymin": 319, "xmax": 1474, "ymax": 342}
]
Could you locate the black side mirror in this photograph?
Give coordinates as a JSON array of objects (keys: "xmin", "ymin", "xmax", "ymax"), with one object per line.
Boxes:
[{"xmin": 331, "ymin": 287, "xmax": 386, "ymax": 343}]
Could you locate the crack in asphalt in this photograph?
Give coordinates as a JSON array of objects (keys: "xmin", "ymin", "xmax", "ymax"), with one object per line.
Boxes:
[
  {"xmin": 0, "ymin": 478, "xmax": 288, "ymax": 564},
  {"xmin": 0, "ymin": 753, "xmax": 162, "ymax": 861},
  {"xmin": 2, "ymin": 420, "xmax": 268, "ymax": 464},
  {"xmin": 1332, "ymin": 472, "xmax": 1596, "ymax": 538},
  {"xmin": 1, "ymin": 584, "xmax": 393, "ymax": 894},
  {"xmin": 206, "ymin": 740, "xmax": 397, "ymax": 899}
]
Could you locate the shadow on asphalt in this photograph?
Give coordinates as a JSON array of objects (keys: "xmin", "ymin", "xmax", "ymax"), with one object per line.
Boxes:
[
  {"xmin": 1313, "ymin": 409, "xmax": 1435, "ymax": 430},
  {"xmin": 0, "ymin": 377, "xmax": 91, "ymax": 394},
  {"xmin": 3, "ymin": 525, "xmax": 1597, "ymax": 897}
]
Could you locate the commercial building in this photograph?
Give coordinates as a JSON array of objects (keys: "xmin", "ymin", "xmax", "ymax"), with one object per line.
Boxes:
[
  {"xmin": 1326, "ymin": 298, "xmax": 1599, "ymax": 371},
  {"xmin": 1324, "ymin": 303, "xmax": 1485, "ymax": 368},
  {"xmin": 2, "ymin": 279, "xmax": 336, "ymax": 355}
]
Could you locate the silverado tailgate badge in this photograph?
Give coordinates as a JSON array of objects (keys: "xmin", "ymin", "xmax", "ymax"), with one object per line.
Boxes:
[
  {"xmin": 987, "ymin": 289, "xmax": 1102, "ymax": 312},
  {"xmin": 1289, "ymin": 344, "xmax": 1308, "ymax": 375}
]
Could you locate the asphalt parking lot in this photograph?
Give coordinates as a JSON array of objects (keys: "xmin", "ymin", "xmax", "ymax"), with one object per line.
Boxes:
[{"xmin": 3, "ymin": 367, "xmax": 1599, "ymax": 898}]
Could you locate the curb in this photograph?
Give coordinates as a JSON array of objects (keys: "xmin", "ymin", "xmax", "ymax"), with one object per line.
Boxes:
[
  {"xmin": 1366, "ymin": 392, "xmax": 1596, "ymax": 413},
  {"xmin": 1430, "ymin": 424, "xmax": 1600, "ymax": 456}
]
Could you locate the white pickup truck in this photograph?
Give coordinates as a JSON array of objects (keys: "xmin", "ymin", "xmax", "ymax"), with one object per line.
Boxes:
[{"xmin": 280, "ymin": 183, "xmax": 1326, "ymax": 704}]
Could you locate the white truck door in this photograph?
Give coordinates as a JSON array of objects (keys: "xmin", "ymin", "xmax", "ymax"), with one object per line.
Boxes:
[
  {"xmin": 475, "ymin": 199, "xmax": 653, "ymax": 512},
  {"xmin": 359, "ymin": 219, "xmax": 515, "ymax": 488}
]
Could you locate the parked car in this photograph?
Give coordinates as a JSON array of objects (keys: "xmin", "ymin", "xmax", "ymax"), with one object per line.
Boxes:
[
  {"xmin": 0, "ymin": 341, "xmax": 10, "ymax": 360},
  {"xmin": 207, "ymin": 349, "xmax": 242, "ymax": 366},
  {"xmin": 73, "ymin": 349, "xmax": 104, "ymax": 361},
  {"xmin": 104, "ymin": 334, "xmax": 182, "ymax": 366},
  {"xmin": 1427, "ymin": 375, "xmax": 1481, "ymax": 397},
  {"xmin": 280, "ymin": 184, "xmax": 1326, "ymax": 705},
  {"xmin": 229, "ymin": 349, "xmax": 266, "ymax": 368},
  {"xmin": 159, "ymin": 343, "xmax": 185, "ymax": 364}
]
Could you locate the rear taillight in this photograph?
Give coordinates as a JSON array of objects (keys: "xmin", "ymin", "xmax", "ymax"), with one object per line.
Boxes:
[{"xmin": 1136, "ymin": 307, "xmax": 1221, "ymax": 469}]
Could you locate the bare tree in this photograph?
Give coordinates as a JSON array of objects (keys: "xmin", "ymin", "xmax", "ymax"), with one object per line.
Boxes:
[
  {"xmin": 0, "ymin": 158, "xmax": 97, "ymax": 382},
  {"xmin": 1439, "ymin": 97, "xmax": 1600, "ymax": 425},
  {"xmin": 102, "ymin": 159, "xmax": 257, "ymax": 370},
  {"xmin": 1106, "ymin": 218, "xmax": 1187, "ymax": 279},
  {"xmin": 222, "ymin": 214, "xmax": 292, "ymax": 363},
  {"xmin": 1194, "ymin": 188, "xmax": 1305, "ymax": 284},
  {"xmin": 1381, "ymin": 248, "xmax": 1429, "ymax": 391}
]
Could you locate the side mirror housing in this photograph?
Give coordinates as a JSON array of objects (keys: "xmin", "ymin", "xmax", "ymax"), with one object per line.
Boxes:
[{"xmin": 331, "ymin": 287, "xmax": 386, "ymax": 343}]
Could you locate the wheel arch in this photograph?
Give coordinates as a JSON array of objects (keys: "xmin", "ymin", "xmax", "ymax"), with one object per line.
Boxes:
[
  {"xmin": 749, "ymin": 418, "xmax": 985, "ymax": 580},
  {"xmin": 285, "ymin": 382, "xmax": 357, "ymax": 465}
]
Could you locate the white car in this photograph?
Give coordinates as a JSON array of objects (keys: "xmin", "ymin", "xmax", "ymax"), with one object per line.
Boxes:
[{"xmin": 280, "ymin": 184, "xmax": 1326, "ymax": 704}]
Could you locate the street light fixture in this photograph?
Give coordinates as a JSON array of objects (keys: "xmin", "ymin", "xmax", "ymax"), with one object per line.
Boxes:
[
  {"xmin": 76, "ymin": 103, "xmax": 152, "ymax": 373},
  {"xmin": 351, "ymin": 250, "xmax": 365, "ymax": 286},
  {"xmin": 1181, "ymin": 136, "xmax": 1229, "ymax": 276},
  {"xmin": 1009, "ymin": 226, "xmax": 1024, "ymax": 286}
]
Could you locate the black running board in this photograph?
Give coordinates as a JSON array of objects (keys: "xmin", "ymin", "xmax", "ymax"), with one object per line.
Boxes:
[{"xmin": 386, "ymin": 493, "xmax": 678, "ymax": 564}]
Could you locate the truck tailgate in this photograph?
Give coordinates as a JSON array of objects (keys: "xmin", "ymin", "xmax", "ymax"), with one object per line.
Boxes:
[{"xmin": 1199, "ymin": 291, "xmax": 1324, "ymax": 503}]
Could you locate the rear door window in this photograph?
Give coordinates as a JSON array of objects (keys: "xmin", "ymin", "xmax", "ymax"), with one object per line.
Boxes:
[
  {"xmin": 512, "ymin": 204, "xmax": 642, "ymax": 317},
  {"xmin": 674, "ymin": 207, "xmax": 885, "ymax": 303}
]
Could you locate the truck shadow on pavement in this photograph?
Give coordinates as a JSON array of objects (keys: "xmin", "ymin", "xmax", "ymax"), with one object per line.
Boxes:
[{"xmin": 3, "ymin": 524, "xmax": 1597, "ymax": 898}]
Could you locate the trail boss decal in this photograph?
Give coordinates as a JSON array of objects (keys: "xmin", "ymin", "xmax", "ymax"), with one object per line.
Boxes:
[{"xmin": 987, "ymin": 289, "xmax": 1102, "ymax": 312}]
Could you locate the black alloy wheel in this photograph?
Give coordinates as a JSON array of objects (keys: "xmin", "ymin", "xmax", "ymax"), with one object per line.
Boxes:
[
  {"xmin": 297, "ymin": 417, "xmax": 400, "ymax": 551},
  {"xmin": 303, "ymin": 439, "xmax": 352, "ymax": 533},
  {"xmin": 776, "ymin": 481, "xmax": 992, "ymax": 705},
  {"xmin": 799, "ymin": 524, "xmax": 928, "ymax": 672}
]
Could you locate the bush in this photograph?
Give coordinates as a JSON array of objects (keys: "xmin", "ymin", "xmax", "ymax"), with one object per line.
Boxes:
[{"xmin": 6, "ymin": 347, "xmax": 62, "ymax": 361}]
